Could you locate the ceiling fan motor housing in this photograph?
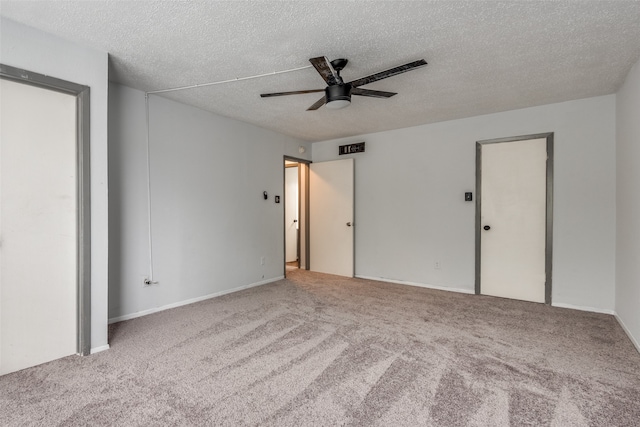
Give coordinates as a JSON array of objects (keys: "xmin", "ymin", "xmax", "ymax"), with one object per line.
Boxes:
[{"xmin": 326, "ymin": 83, "xmax": 352, "ymax": 103}]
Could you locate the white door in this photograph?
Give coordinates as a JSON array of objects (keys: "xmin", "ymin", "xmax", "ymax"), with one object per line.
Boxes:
[
  {"xmin": 310, "ymin": 158, "xmax": 354, "ymax": 277},
  {"xmin": 1, "ymin": 79, "xmax": 78, "ymax": 375},
  {"xmin": 480, "ymin": 137, "xmax": 548, "ymax": 303},
  {"xmin": 284, "ymin": 166, "xmax": 298, "ymax": 263}
]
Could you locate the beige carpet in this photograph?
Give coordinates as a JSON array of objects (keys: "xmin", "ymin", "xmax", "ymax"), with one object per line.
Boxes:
[{"xmin": 1, "ymin": 269, "xmax": 639, "ymax": 426}]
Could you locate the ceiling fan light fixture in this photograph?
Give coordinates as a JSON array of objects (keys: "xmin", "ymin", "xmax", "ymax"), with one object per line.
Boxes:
[
  {"xmin": 325, "ymin": 99, "xmax": 351, "ymax": 110},
  {"xmin": 325, "ymin": 84, "xmax": 351, "ymax": 110}
]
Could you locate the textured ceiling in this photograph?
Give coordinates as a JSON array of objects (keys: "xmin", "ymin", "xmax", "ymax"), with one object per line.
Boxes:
[{"xmin": 2, "ymin": 1, "xmax": 640, "ymax": 141}]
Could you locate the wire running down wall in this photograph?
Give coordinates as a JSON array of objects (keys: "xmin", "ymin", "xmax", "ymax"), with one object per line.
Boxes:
[{"xmin": 108, "ymin": 83, "xmax": 311, "ymax": 322}]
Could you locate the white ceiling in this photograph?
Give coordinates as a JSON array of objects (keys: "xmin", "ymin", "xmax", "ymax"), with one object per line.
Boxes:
[{"xmin": 2, "ymin": 1, "xmax": 640, "ymax": 142}]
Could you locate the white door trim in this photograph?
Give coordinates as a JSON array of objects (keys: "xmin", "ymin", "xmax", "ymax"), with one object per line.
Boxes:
[
  {"xmin": 1, "ymin": 64, "xmax": 92, "ymax": 355},
  {"xmin": 475, "ymin": 132, "xmax": 554, "ymax": 304}
]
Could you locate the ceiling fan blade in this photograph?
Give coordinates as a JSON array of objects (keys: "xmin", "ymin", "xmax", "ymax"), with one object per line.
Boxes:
[
  {"xmin": 349, "ymin": 59, "xmax": 427, "ymax": 88},
  {"xmin": 309, "ymin": 56, "xmax": 339, "ymax": 85},
  {"xmin": 307, "ymin": 95, "xmax": 326, "ymax": 111},
  {"xmin": 260, "ymin": 89, "xmax": 324, "ymax": 98},
  {"xmin": 351, "ymin": 88, "xmax": 397, "ymax": 98}
]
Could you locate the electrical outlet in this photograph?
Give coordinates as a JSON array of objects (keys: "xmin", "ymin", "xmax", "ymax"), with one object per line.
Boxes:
[
  {"xmin": 434, "ymin": 261, "xmax": 442, "ymax": 270},
  {"xmin": 260, "ymin": 256, "xmax": 265, "ymax": 265}
]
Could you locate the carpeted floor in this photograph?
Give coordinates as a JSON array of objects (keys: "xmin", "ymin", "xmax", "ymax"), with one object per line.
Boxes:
[{"xmin": 1, "ymin": 269, "xmax": 639, "ymax": 426}]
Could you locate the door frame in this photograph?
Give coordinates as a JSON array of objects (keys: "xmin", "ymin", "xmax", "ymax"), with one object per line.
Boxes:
[
  {"xmin": 475, "ymin": 132, "xmax": 554, "ymax": 304},
  {"xmin": 1, "ymin": 64, "xmax": 92, "ymax": 355},
  {"xmin": 284, "ymin": 163, "xmax": 299, "ymax": 264},
  {"xmin": 283, "ymin": 156, "xmax": 310, "ymax": 276}
]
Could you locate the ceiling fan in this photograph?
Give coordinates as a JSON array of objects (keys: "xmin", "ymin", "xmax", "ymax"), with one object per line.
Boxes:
[{"xmin": 260, "ymin": 57, "xmax": 427, "ymax": 110}]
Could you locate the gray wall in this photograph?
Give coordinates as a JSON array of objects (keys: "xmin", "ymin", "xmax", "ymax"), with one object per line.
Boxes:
[
  {"xmin": 313, "ymin": 95, "xmax": 617, "ymax": 312},
  {"xmin": 616, "ymin": 58, "xmax": 640, "ymax": 350},
  {"xmin": 1, "ymin": 18, "xmax": 110, "ymax": 352},
  {"xmin": 108, "ymin": 84, "xmax": 311, "ymax": 321}
]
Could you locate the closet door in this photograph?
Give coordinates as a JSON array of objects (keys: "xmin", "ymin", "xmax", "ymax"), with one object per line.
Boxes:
[
  {"xmin": 1, "ymin": 78, "xmax": 78, "ymax": 375},
  {"xmin": 478, "ymin": 136, "xmax": 551, "ymax": 303}
]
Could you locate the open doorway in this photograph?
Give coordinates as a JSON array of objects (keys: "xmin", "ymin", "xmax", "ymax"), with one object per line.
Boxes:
[{"xmin": 283, "ymin": 156, "xmax": 310, "ymax": 275}]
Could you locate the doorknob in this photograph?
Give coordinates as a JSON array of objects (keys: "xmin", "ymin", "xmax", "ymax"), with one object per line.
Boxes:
[
  {"xmin": 346, "ymin": 222, "xmax": 352, "ymax": 227},
  {"xmin": 483, "ymin": 225, "xmax": 491, "ymax": 231}
]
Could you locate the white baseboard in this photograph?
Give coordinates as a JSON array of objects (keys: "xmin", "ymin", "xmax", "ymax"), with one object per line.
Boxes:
[
  {"xmin": 90, "ymin": 344, "xmax": 110, "ymax": 354},
  {"xmin": 615, "ymin": 314, "xmax": 640, "ymax": 354},
  {"xmin": 356, "ymin": 275, "xmax": 474, "ymax": 294},
  {"xmin": 551, "ymin": 302, "xmax": 615, "ymax": 315},
  {"xmin": 108, "ymin": 276, "xmax": 284, "ymax": 324}
]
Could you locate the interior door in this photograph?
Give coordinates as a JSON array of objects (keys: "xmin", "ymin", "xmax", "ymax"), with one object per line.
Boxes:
[
  {"xmin": 284, "ymin": 166, "xmax": 298, "ymax": 263},
  {"xmin": 309, "ymin": 158, "xmax": 354, "ymax": 277},
  {"xmin": 1, "ymin": 78, "xmax": 78, "ymax": 375},
  {"xmin": 478, "ymin": 137, "xmax": 550, "ymax": 303}
]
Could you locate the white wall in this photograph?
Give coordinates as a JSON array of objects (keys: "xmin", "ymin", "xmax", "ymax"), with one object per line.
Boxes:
[
  {"xmin": 108, "ymin": 84, "xmax": 311, "ymax": 320},
  {"xmin": 313, "ymin": 96, "xmax": 616, "ymax": 312},
  {"xmin": 0, "ymin": 18, "xmax": 110, "ymax": 352},
  {"xmin": 616, "ymin": 58, "xmax": 640, "ymax": 350}
]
